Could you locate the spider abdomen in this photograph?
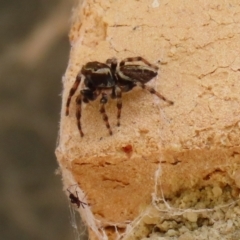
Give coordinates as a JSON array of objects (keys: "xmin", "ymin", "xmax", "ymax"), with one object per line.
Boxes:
[{"xmin": 118, "ymin": 65, "xmax": 158, "ymax": 83}]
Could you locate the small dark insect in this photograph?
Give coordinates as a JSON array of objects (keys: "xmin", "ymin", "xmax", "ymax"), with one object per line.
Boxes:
[
  {"xmin": 66, "ymin": 56, "xmax": 173, "ymax": 136},
  {"xmin": 67, "ymin": 188, "xmax": 88, "ymax": 209}
]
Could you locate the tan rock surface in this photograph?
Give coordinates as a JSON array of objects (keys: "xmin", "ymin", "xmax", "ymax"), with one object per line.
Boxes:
[{"xmin": 56, "ymin": 0, "xmax": 240, "ymax": 239}]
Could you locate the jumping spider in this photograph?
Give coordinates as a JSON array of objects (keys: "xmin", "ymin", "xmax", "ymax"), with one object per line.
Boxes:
[{"xmin": 65, "ymin": 56, "xmax": 173, "ymax": 137}]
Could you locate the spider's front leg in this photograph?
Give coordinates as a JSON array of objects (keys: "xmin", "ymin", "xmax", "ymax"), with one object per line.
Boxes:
[
  {"xmin": 99, "ymin": 92, "xmax": 113, "ymax": 135},
  {"xmin": 76, "ymin": 88, "xmax": 99, "ymax": 137},
  {"xmin": 66, "ymin": 73, "xmax": 81, "ymax": 116},
  {"xmin": 75, "ymin": 94, "xmax": 84, "ymax": 137},
  {"xmin": 137, "ymin": 83, "xmax": 174, "ymax": 105}
]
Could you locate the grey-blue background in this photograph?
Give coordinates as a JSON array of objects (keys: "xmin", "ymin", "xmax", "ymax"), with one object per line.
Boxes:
[{"xmin": 0, "ymin": 1, "xmax": 87, "ymax": 239}]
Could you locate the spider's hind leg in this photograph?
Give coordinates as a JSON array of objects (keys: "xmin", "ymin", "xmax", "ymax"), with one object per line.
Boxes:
[
  {"xmin": 120, "ymin": 56, "xmax": 159, "ymax": 71},
  {"xmin": 99, "ymin": 93, "xmax": 113, "ymax": 135},
  {"xmin": 137, "ymin": 83, "xmax": 174, "ymax": 105}
]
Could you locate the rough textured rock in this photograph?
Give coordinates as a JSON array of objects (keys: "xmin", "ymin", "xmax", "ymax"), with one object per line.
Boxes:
[{"xmin": 56, "ymin": 0, "xmax": 240, "ymax": 239}]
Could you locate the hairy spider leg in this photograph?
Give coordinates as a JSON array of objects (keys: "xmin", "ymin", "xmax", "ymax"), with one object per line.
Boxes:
[
  {"xmin": 75, "ymin": 94, "xmax": 84, "ymax": 137},
  {"xmin": 111, "ymin": 86, "xmax": 117, "ymax": 99},
  {"xmin": 116, "ymin": 86, "xmax": 122, "ymax": 126},
  {"xmin": 119, "ymin": 56, "xmax": 159, "ymax": 71},
  {"xmin": 106, "ymin": 57, "xmax": 118, "ymax": 98},
  {"xmin": 106, "ymin": 57, "xmax": 118, "ymax": 72},
  {"xmin": 106, "ymin": 58, "xmax": 119, "ymax": 100},
  {"xmin": 99, "ymin": 93, "xmax": 113, "ymax": 135},
  {"xmin": 137, "ymin": 83, "xmax": 174, "ymax": 105},
  {"xmin": 66, "ymin": 74, "xmax": 81, "ymax": 115}
]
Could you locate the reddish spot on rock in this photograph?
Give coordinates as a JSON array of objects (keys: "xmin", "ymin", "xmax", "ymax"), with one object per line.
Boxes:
[{"xmin": 122, "ymin": 144, "xmax": 133, "ymax": 154}]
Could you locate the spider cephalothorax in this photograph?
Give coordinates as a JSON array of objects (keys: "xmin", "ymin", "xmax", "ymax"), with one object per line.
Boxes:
[{"xmin": 65, "ymin": 57, "xmax": 173, "ymax": 137}]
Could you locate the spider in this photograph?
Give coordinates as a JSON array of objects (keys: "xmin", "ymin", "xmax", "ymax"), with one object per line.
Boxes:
[
  {"xmin": 67, "ymin": 187, "xmax": 88, "ymax": 209},
  {"xmin": 65, "ymin": 56, "xmax": 173, "ymax": 137}
]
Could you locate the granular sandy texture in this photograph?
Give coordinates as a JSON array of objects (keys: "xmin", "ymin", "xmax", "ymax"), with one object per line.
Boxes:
[{"xmin": 55, "ymin": 0, "xmax": 240, "ymax": 239}]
